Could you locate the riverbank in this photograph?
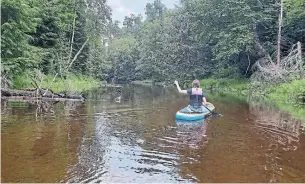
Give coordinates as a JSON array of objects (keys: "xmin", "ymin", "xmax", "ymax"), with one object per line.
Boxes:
[
  {"xmin": 200, "ymin": 78, "xmax": 249, "ymax": 95},
  {"xmin": 200, "ymin": 78, "xmax": 305, "ymax": 122},
  {"xmin": 12, "ymin": 73, "xmax": 101, "ymax": 93},
  {"xmin": 130, "ymin": 80, "xmax": 166, "ymax": 86}
]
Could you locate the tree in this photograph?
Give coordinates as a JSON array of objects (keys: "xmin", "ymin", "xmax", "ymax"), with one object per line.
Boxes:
[{"xmin": 1, "ymin": 0, "xmax": 42, "ymax": 79}]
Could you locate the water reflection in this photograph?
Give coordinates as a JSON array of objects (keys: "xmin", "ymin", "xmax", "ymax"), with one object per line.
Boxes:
[
  {"xmin": 1, "ymin": 99, "xmax": 89, "ymax": 183},
  {"xmin": 250, "ymin": 100, "xmax": 301, "ymax": 146},
  {"xmin": 248, "ymin": 100, "xmax": 303, "ymax": 182},
  {"xmin": 63, "ymin": 85, "xmax": 211, "ymax": 183},
  {"xmin": 64, "ymin": 114, "xmax": 188, "ymax": 183},
  {"xmin": 1, "ymin": 85, "xmax": 305, "ymax": 183},
  {"xmin": 175, "ymin": 120, "xmax": 209, "ymax": 149}
]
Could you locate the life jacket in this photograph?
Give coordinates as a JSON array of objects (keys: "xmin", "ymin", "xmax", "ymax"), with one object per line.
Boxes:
[
  {"xmin": 191, "ymin": 88, "xmax": 203, "ymax": 95},
  {"xmin": 189, "ymin": 88, "xmax": 203, "ymax": 107}
]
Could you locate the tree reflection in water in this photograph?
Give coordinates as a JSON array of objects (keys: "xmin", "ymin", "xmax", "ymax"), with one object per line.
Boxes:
[{"xmin": 249, "ymin": 100, "xmax": 303, "ymax": 182}]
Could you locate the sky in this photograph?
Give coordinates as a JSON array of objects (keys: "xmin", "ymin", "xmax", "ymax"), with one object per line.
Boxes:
[{"xmin": 107, "ymin": 0, "xmax": 180, "ymax": 26}]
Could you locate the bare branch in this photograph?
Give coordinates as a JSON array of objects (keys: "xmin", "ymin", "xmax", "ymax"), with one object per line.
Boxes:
[
  {"xmin": 244, "ymin": 54, "xmax": 251, "ymax": 76},
  {"xmin": 68, "ymin": 14, "xmax": 76, "ymax": 63},
  {"xmin": 66, "ymin": 37, "xmax": 90, "ymax": 70},
  {"xmin": 43, "ymin": 73, "xmax": 58, "ymax": 96}
]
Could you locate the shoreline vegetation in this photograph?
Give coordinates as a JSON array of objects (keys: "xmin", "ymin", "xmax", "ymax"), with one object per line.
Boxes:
[
  {"xmin": 1, "ymin": 73, "xmax": 102, "ymax": 101},
  {"xmin": 199, "ymin": 78, "xmax": 305, "ymax": 106},
  {"xmin": 12, "ymin": 73, "xmax": 101, "ymax": 93},
  {"xmin": 2, "ymin": 75, "xmax": 304, "ymax": 123},
  {"xmin": 6, "ymin": 76, "xmax": 305, "ymax": 106},
  {"xmin": 130, "ymin": 80, "xmax": 167, "ymax": 86},
  {"xmin": 199, "ymin": 78, "xmax": 305, "ymax": 123}
]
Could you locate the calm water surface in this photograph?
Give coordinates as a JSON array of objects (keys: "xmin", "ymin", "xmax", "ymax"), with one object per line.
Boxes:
[{"xmin": 1, "ymin": 85, "xmax": 305, "ymax": 183}]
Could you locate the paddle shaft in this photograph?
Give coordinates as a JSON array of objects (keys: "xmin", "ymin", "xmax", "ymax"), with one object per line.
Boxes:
[
  {"xmin": 202, "ymin": 103, "xmax": 220, "ymax": 116},
  {"xmin": 202, "ymin": 104, "xmax": 213, "ymax": 113}
]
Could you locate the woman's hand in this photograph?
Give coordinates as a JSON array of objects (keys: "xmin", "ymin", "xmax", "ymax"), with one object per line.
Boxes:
[{"xmin": 174, "ymin": 80, "xmax": 179, "ymax": 85}]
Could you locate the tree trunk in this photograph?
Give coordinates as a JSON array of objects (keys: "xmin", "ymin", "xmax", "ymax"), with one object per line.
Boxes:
[{"xmin": 276, "ymin": 0, "xmax": 283, "ymax": 66}]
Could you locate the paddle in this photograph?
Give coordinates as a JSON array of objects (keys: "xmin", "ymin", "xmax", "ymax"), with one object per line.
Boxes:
[{"xmin": 202, "ymin": 103, "xmax": 223, "ymax": 117}]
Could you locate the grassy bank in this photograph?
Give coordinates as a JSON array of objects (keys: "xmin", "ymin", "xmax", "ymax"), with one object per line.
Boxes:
[
  {"xmin": 200, "ymin": 78, "xmax": 249, "ymax": 95},
  {"xmin": 13, "ymin": 73, "xmax": 100, "ymax": 93},
  {"xmin": 131, "ymin": 80, "xmax": 166, "ymax": 86},
  {"xmin": 200, "ymin": 78, "xmax": 305, "ymax": 122},
  {"xmin": 130, "ymin": 80, "xmax": 154, "ymax": 86},
  {"xmin": 199, "ymin": 78, "xmax": 305, "ymax": 104},
  {"xmin": 265, "ymin": 79, "xmax": 305, "ymax": 105},
  {"xmin": 264, "ymin": 79, "xmax": 305, "ymax": 122}
]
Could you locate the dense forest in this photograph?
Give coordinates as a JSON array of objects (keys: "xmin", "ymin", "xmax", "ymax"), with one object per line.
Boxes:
[{"xmin": 1, "ymin": 0, "xmax": 305, "ymax": 88}]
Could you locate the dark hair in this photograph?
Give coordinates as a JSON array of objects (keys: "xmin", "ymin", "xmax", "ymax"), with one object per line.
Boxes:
[{"xmin": 192, "ymin": 79, "xmax": 200, "ymax": 88}]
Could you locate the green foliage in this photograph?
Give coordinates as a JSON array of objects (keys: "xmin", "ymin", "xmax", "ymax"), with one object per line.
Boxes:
[
  {"xmin": 122, "ymin": 14, "xmax": 143, "ymax": 34},
  {"xmin": 207, "ymin": 92, "xmax": 249, "ymax": 106},
  {"xmin": 201, "ymin": 78, "xmax": 305, "ymax": 122},
  {"xmin": 274, "ymin": 103, "xmax": 305, "ymax": 122},
  {"xmin": 145, "ymin": 0, "xmax": 166, "ymax": 21},
  {"xmin": 105, "ymin": 36, "xmax": 138, "ymax": 82},
  {"xmin": 2, "ymin": 0, "xmax": 305, "ymax": 100},
  {"xmin": 200, "ymin": 78, "xmax": 249, "ymax": 94},
  {"xmin": 262, "ymin": 79, "xmax": 305, "ymax": 122},
  {"xmin": 193, "ymin": 0, "xmax": 255, "ymax": 60},
  {"xmin": 104, "ymin": 0, "xmax": 296, "ymax": 83},
  {"xmin": 1, "ymin": 0, "xmax": 112, "ymax": 88},
  {"xmin": 108, "ymin": 36, "xmax": 137, "ymax": 56},
  {"xmin": 205, "ymin": 78, "xmax": 305, "ymax": 105},
  {"xmin": 72, "ymin": 0, "xmax": 111, "ymax": 76},
  {"xmin": 212, "ymin": 67, "xmax": 241, "ymax": 79},
  {"xmin": 12, "ymin": 72, "xmax": 33, "ymax": 89},
  {"xmin": 285, "ymin": 0, "xmax": 305, "ymax": 22},
  {"xmin": 282, "ymin": 0, "xmax": 305, "ymax": 50},
  {"xmin": 1, "ymin": 0, "xmax": 42, "ymax": 76},
  {"xmin": 266, "ymin": 79, "xmax": 305, "ymax": 104},
  {"xmin": 41, "ymin": 74, "xmax": 100, "ymax": 93},
  {"xmin": 12, "ymin": 71, "xmax": 100, "ymax": 92}
]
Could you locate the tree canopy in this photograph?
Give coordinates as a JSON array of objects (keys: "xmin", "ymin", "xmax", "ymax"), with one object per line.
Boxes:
[{"xmin": 1, "ymin": 0, "xmax": 304, "ymax": 86}]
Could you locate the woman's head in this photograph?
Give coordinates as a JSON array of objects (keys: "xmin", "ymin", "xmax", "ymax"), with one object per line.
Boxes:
[{"xmin": 192, "ymin": 79, "xmax": 200, "ymax": 88}]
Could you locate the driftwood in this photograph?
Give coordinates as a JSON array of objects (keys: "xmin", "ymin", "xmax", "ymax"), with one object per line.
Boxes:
[{"xmin": 1, "ymin": 88, "xmax": 84, "ymax": 101}]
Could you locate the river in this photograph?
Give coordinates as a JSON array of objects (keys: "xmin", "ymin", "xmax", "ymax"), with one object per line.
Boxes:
[{"xmin": 1, "ymin": 84, "xmax": 305, "ymax": 183}]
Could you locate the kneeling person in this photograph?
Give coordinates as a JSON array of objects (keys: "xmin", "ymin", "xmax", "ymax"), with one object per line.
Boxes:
[{"xmin": 174, "ymin": 79, "xmax": 207, "ymax": 113}]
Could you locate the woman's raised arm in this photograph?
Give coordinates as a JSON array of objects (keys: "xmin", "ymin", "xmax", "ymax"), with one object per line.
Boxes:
[{"xmin": 174, "ymin": 80, "xmax": 187, "ymax": 94}]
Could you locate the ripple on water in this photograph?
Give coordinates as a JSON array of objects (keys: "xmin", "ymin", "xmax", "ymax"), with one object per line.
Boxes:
[
  {"xmin": 64, "ymin": 109, "xmax": 205, "ymax": 183},
  {"xmin": 3, "ymin": 86, "xmax": 305, "ymax": 183}
]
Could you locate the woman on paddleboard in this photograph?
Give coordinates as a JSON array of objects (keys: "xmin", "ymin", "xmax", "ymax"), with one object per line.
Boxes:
[{"xmin": 174, "ymin": 79, "xmax": 207, "ymax": 113}]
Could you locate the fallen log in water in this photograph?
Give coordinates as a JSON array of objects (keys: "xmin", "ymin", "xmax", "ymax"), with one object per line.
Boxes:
[
  {"xmin": 1, "ymin": 88, "xmax": 84, "ymax": 101},
  {"xmin": 1, "ymin": 96, "xmax": 84, "ymax": 102},
  {"xmin": 1, "ymin": 88, "xmax": 36, "ymax": 97}
]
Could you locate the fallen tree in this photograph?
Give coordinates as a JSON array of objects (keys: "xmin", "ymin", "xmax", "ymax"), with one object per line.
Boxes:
[{"xmin": 1, "ymin": 88, "xmax": 84, "ymax": 101}]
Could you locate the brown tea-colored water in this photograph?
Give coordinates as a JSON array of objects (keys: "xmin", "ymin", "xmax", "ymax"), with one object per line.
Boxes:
[{"xmin": 1, "ymin": 85, "xmax": 305, "ymax": 183}]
